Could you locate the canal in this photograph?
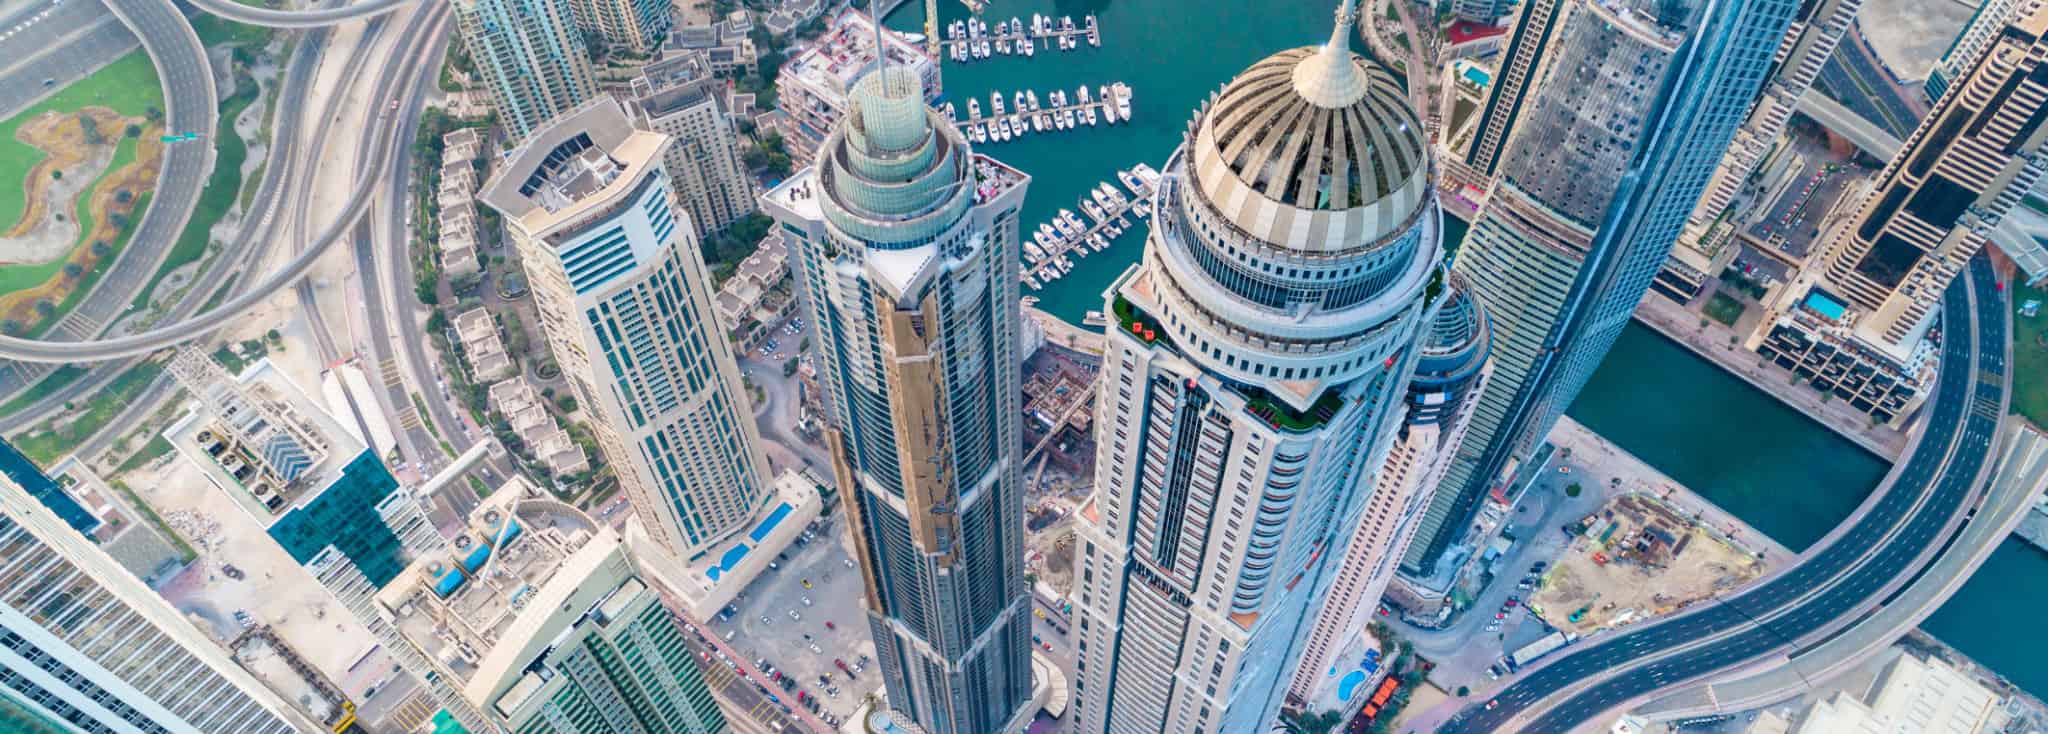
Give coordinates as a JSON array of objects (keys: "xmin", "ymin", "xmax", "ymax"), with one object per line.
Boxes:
[{"xmin": 882, "ymin": 0, "xmax": 2044, "ymax": 703}]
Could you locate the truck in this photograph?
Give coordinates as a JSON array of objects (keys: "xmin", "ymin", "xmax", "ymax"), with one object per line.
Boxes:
[{"xmin": 1509, "ymin": 630, "xmax": 1574, "ymax": 669}]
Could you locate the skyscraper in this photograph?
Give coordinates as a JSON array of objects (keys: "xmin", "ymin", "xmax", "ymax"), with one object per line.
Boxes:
[
  {"xmin": 454, "ymin": 0, "xmax": 599, "ymax": 140},
  {"xmin": 479, "ymin": 97, "xmax": 775, "ymax": 563},
  {"xmin": 1659, "ymin": 0, "xmax": 1863, "ymax": 299},
  {"xmin": 0, "ymin": 456, "xmax": 315, "ymax": 734},
  {"xmin": 1404, "ymin": 0, "xmax": 1799, "ymax": 578},
  {"xmin": 1449, "ymin": 0, "xmax": 1565, "ymax": 193},
  {"xmin": 569, "ymin": 0, "xmax": 669, "ymax": 56},
  {"xmin": 1067, "ymin": 4, "xmax": 1444, "ymax": 731},
  {"xmin": 757, "ymin": 55, "xmax": 1035, "ymax": 734},
  {"xmin": 632, "ymin": 54, "xmax": 759, "ymax": 238},
  {"xmin": 1754, "ymin": 1, "xmax": 2048, "ymax": 424},
  {"xmin": 1286, "ymin": 280, "xmax": 1491, "ymax": 707}
]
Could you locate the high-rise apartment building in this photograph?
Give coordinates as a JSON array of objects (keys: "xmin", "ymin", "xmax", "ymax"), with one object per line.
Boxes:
[
  {"xmin": 632, "ymin": 54, "xmax": 759, "ymax": 238},
  {"xmin": 1450, "ymin": 0, "xmax": 1564, "ymax": 194},
  {"xmin": 1659, "ymin": 0, "xmax": 1862, "ymax": 299},
  {"xmin": 375, "ymin": 477, "xmax": 729, "ymax": 733},
  {"xmin": 1286, "ymin": 281, "xmax": 1490, "ymax": 708},
  {"xmin": 1752, "ymin": 1, "xmax": 2048, "ymax": 425},
  {"xmin": 1405, "ymin": 0, "xmax": 1799, "ymax": 577},
  {"xmin": 1067, "ymin": 5, "xmax": 1445, "ymax": 731},
  {"xmin": 0, "ymin": 449, "xmax": 315, "ymax": 734},
  {"xmin": 455, "ymin": 0, "xmax": 600, "ymax": 140},
  {"xmin": 1927, "ymin": 0, "xmax": 2024, "ymax": 102},
  {"xmin": 480, "ymin": 97, "xmax": 774, "ymax": 562},
  {"xmin": 773, "ymin": 9, "xmax": 940, "ymax": 161},
  {"xmin": 570, "ymin": 0, "xmax": 669, "ymax": 55},
  {"xmin": 758, "ymin": 59, "xmax": 1035, "ymax": 734}
]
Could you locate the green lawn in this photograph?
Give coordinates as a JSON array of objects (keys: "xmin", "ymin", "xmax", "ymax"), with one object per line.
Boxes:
[
  {"xmin": 25, "ymin": 191, "xmax": 150, "ymax": 338},
  {"xmin": 190, "ymin": 13, "xmax": 272, "ymax": 49},
  {"xmin": 0, "ymin": 365, "xmax": 86, "ymax": 418},
  {"xmin": 10, "ymin": 362, "xmax": 162, "ymax": 465},
  {"xmin": 0, "ymin": 120, "xmax": 142, "ymax": 301},
  {"xmin": 1704, "ymin": 291, "xmax": 1747, "ymax": 327},
  {"xmin": 2012, "ymin": 280, "xmax": 2048, "ymax": 431},
  {"xmin": 113, "ymin": 434, "xmax": 174, "ymax": 473},
  {"xmin": 0, "ymin": 51, "xmax": 162, "ymax": 234},
  {"xmin": 129, "ymin": 74, "xmax": 258, "ymax": 313}
]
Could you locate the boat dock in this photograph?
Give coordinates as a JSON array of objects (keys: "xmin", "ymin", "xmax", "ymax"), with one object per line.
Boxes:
[
  {"xmin": 942, "ymin": 13, "xmax": 1101, "ymax": 63},
  {"xmin": 1021, "ymin": 164, "xmax": 1162, "ymax": 290},
  {"xmin": 948, "ymin": 83, "xmax": 1135, "ymax": 145}
]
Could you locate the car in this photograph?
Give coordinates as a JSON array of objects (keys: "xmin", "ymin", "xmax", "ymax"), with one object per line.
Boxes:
[
  {"xmin": 788, "ymin": 610, "xmax": 801, "ymax": 621},
  {"xmin": 843, "ymin": 558, "xmax": 856, "ymax": 568},
  {"xmin": 768, "ymin": 561, "xmax": 780, "ymax": 571},
  {"xmin": 825, "ymin": 621, "xmax": 836, "ymax": 630},
  {"xmin": 761, "ymin": 615, "xmax": 773, "ymax": 625},
  {"xmin": 801, "ymin": 579, "xmax": 812, "ymax": 589},
  {"xmin": 801, "ymin": 596, "xmax": 813, "ymax": 606},
  {"xmin": 1505, "ymin": 599, "xmax": 1519, "ymax": 607},
  {"xmin": 1486, "ymin": 700, "xmax": 1499, "ymax": 710},
  {"xmin": 233, "ymin": 610, "xmax": 255, "ymax": 628},
  {"xmin": 808, "ymin": 643, "xmax": 822, "ymax": 653},
  {"xmin": 1495, "ymin": 612, "xmax": 1506, "ymax": 620}
]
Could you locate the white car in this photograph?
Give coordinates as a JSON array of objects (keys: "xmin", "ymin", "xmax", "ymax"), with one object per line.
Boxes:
[
  {"xmin": 801, "ymin": 597, "xmax": 813, "ymax": 606},
  {"xmin": 788, "ymin": 610, "xmax": 801, "ymax": 621}
]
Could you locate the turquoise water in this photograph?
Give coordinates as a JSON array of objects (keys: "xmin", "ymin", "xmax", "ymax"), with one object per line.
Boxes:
[
  {"xmin": 1565, "ymin": 325, "xmax": 1888, "ymax": 552},
  {"xmin": 881, "ymin": 0, "xmax": 2044, "ymax": 700},
  {"xmin": 887, "ymin": 0, "xmax": 1340, "ymax": 325}
]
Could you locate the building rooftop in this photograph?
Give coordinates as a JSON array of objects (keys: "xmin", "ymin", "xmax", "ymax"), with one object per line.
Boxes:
[
  {"xmin": 166, "ymin": 357, "xmax": 365, "ymax": 526},
  {"xmin": 375, "ymin": 478, "xmax": 618, "ymax": 701},
  {"xmin": 782, "ymin": 10, "xmax": 929, "ymax": 100},
  {"xmin": 478, "ymin": 98, "xmax": 666, "ymax": 239}
]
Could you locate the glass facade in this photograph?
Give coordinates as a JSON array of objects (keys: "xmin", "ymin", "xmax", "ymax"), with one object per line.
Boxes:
[{"xmin": 268, "ymin": 450, "xmax": 410, "ymax": 587}]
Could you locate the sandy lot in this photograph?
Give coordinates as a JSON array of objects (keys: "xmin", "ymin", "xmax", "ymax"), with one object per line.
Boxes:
[{"xmin": 1529, "ymin": 493, "xmax": 1766, "ymax": 635}]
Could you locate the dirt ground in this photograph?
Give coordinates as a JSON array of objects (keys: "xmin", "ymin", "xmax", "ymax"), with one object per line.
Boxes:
[
  {"xmin": 1529, "ymin": 493, "xmax": 1765, "ymax": 635},
  {"xmin": 0, "ymin": 108, "xmax": 161, "ymax": 327}
]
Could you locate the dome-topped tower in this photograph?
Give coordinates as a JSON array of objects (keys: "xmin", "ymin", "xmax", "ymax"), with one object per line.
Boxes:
[
  {"xmin": 1190, "ymin": 0, "xmax": 1428, "ymax": 252},
  {"xmin": 1128, "ymin": 0, "xmax": 1441, "ymax": 409},
  {"xmin": 1071, "ymin": 6, "xmax": 1450, "ymax": 734}
]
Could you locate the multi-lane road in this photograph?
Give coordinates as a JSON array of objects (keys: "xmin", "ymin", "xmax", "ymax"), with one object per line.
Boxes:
[{"xmin": 1446, "ymin": 255, "xmax": 2007, "ymax": 732}]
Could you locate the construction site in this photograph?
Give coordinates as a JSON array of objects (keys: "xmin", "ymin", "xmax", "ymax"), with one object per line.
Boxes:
[{"xmin": 1528, "ymin": 492, "xmax": 1771, "ymax": 635}]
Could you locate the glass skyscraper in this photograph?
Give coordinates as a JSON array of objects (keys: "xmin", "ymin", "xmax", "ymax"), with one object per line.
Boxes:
[
  {"xmin": 1403, "ymin": 0, "xmax": 1800, "ymax": 578},
  {"xmin": 759, "ymin": 61, "xmax": 1036, "ymax": 734}
]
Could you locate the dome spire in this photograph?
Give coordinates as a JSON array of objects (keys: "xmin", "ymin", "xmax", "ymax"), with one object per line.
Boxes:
[{"xmin": 1293, "ymin": 0, "xmax": 1369, "ymax": 108}]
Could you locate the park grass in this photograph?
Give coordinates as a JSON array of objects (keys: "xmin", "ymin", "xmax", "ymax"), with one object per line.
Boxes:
[
  {"xmin": 129, "ymin": 75, "xmax": 258, "ymax": 313},
  {"xmin": 10, "ymin": 362, "xmax": 162, "ymax": 465},
  {"xmin": 0, "ymin": 365, "xmax": 86, "ymax": 418},
  {"xmin": 0, "ymin": 51, "xmax": 162, "ymax": 232},
  {"xmin": 0, "ymin": 125, "xmax": 142, "ymax": 298},
  {"xmin": 114, "ymin": 435, "xmax": 175, "ymax": 474},
  {"xmin": 25, "ymin": 191, "xmax": 151, "ymax": 338},
  {"xmin": 1704, "ymin": 291, "xmax": 1746, "ymax": 327},
  {"xmin": 2012, "ymin": 280, "xmax": 2048, "ymax": 431},
  {"xmin": 190, "ymin": 13, "xmax": 273, "ymax": 49}
]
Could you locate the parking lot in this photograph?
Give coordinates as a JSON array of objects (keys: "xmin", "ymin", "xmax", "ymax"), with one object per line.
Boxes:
[{"xmin": 711, "ymin": 508, "xmax": 881, "ymax": 726}]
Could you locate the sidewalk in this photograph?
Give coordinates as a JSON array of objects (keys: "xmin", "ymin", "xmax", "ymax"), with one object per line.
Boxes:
[{"xmin": 1633, "ymin": 294, "xmax": 1908, "ymax": 460}]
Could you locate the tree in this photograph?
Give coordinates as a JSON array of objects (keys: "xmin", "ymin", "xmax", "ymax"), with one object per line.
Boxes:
[
  {"xmin": 449, "ymin": 270, "xmax": 484, "ymax": 295},
  {"xmin": 144, "ymin": 105, "xmax": 162, "ymax": 122},
  {"xmin": 782, "ymin": 359, "xmax": 799, "ymax": 377},
  {"xmin": 89, "ymin": 240, "xmax": 110, "ymax": 258},
  {"xmin": 0, "ymin": 320, "xmax": 20, "ymax": 336},
  {"xmin": 33, "ymin": 300, "xmax": 54, "ymax": 317},
  {"xmin": 554, "ymin": 394, "xmax": 578, "ymax": 413},
  {"xmin": 124, "ymin": 123, "xmax": 141, "ymax": 138},
  {"xmin": 1456, "ymin": 686, "xmax": 1470, "ymax": 697},
  {"xmin": 62, "ymin": 263, "xmax": 83, "ymax": 279},
  {"xmin": 1565, "ymin": 483, "xmax": 1582, "ymax": 498},
  {"xmin": 50, "ymin": 169, "xmax": 61, "ymax": 180},
  {"xmin": 115, "ymin": 189, "xmax": 132, "ymax": 204},
  {"xmin": 77, "ymin": 113, "xmax": 103, "ymax": 145}
]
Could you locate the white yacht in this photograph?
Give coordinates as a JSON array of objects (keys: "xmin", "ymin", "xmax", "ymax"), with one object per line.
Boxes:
[
  {"xmin": 972, "ymin": 123, "xmax": 987, "ymax": 144},
  {"xmin": 967, "ymin": 98, "xmax": 981, "ymax": 119},
  {"xmin": 1112, "ymin": 82, "xmax": 1133, "ymax": 122},
  {"xmin": 990, "ymin": 91, "xmax": 1005, "ymax": 116}
]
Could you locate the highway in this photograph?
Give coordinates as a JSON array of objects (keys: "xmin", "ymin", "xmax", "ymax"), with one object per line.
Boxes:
[
  {"xmin": 1, "ymin": 3, "xmax": 343, "ymax": 435},
  {"xmin": 1444, "ymin": 255, "xmax": 2006, "ymax": 732},
  {"xmin": 183, "ymin": 0, "xmax": 416, "ymax": 28},
  {"xmin": 0, "ymin": 0, "xmax": 215, "ymax": 374}
]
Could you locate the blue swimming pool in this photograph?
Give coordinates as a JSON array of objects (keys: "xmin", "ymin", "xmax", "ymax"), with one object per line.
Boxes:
[
  {"xmin": 1336, "ymin": 670, "xmax": 1367, "ymax": 702},
  {"xmin": 749, "ymin": 502, "xmax": 795, "ymax": 543},
  {"xmin": 1805, "ymin": 290, "xmax": 1848, "ymax": 321}
]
